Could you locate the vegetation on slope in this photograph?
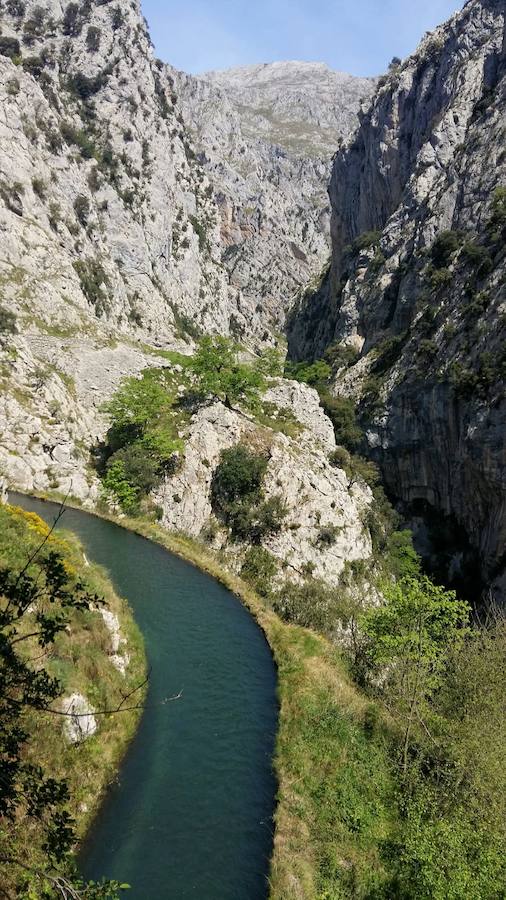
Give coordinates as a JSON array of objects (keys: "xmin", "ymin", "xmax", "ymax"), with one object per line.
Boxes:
[
  {"xmin": 0, "ymin": 502, "xmax": 145, "ymax": 898},
  {"xmin": 96, "ymin": 337, "xmax": 278, "ymax": 514}
]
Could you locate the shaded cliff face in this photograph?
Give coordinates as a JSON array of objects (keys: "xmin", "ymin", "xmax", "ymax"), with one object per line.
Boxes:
[
  {"xmin": 174, "ymin": 62, "xmax": 375, "ymax": 336},
  {"xmin": 288, "ymin": 0, "xmax": 506, "ymax": 599}
]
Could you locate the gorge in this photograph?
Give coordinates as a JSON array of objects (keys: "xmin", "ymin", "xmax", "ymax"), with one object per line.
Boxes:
[{"xmin": 0, "ymin": 0, "xmax": 505, "ymax": 897}]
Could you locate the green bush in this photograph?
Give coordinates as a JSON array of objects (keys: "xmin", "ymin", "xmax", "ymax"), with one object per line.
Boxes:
[
  {"xmin": 99, "ymin": 370, "xmax": 185, "ymax": 512},
  {"xmin": 316, "ymin": 524, "xmax": 341, "ymax": 548},
  {"xmin": 0, "ymin": 305, "xmax": 17, "ymax": 336},
  {"xmin": 272, "ymin": 579, "xmax": 339, "ymax": 633},
  {"xmin": 60, "ymin": 121, "xmax": 97, "ymax": 159},
  {"xmin": 6, "ymin": 0, "xmax": 26, "ymax": 17},
  {"xmin": 430, "ymin": 230, "xmax": 462, "ymax": 268},
  {"xmin": 211, "ymin": 445, "xmax": 286, "ymax": 543},
  {"xmin": 110, "ymin": 6, "xmax": 124, "ymax": 30},
  {"xmin": 0, "ymin": 36, "xmax": 21, "ymax": 59},
  {"xmin": 73, "ymin": 258, "xmax": 109, "ymax": 312},
  {"xmin": 240, "ymin": 547, "xmax": 277, "ymax": 596},
  {"xmin": 189, "ymin": 215, "xmax": 208, "ymax": 252},
  {"xmin": 86, "ymin": 25, "xmax": 101, "ymax": 52},
  {"xmin": 74, "ymin": 194, "xmax": 90, "ymax": 226},
  {"xmin": 351, "ymin": 230, "xmax": 382, "ymax": 254},
  {"xmin": 461, "ymin": 240, "xmax": 492, "ymax": 269},
  {"xmin": 103, "ymin": 445, "xmax": 160, "ymax": 512},
  {"xmin": 330, "ymin": 447, "xmax": 380, "ymax": 489},
  {"xmin": 22, "ymin": 5, "xmax": 46, "ymax": 44},
  {"xmin": 31, "ymin": 177, "xmax": 47, "ymax": 199},
  {"xmin": 62, "ymin": 2, "xmax": 83, "ymax": 36},
  {"xmin": 285, "ymin": 358, "xmax": 331, "ymax": 388},
  {"xmin": 320, "ymin": 393, "xmax": 363, "ymax": 449},
  {"xmin": 324, "ymin": 342, "xmax": 360, "ymax": 370},
  {"xmin": 427, "ymin": 266, "xmax": 453, "ymax": 289},
  {"xmin": 6, "ymin": 77, "xmax": 20, "ymax": 95},
  {"xmin": 66, "ymin": 71, "xmax": 107, "ymax": 100}
]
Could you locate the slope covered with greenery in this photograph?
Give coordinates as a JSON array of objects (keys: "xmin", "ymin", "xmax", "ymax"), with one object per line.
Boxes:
[{"xmin": 0, "ymin": 503, "xmax": 145, "ymax": 898}]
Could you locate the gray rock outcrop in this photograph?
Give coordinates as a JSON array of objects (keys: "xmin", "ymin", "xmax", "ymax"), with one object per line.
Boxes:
[
  {"xmin": 175, "ymin": 62, "xmax": 375, "ymax": 336},
  {"xmin": 156, "ymin": 393, "xmax": 372, "ymax": 585},
  {"xmin": 62, "ymin": 693, "xmax": 97, "ymax": 744}
]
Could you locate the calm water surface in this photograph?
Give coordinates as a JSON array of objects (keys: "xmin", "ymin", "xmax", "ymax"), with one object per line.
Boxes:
[{"xmin": 12, "ymin": 495, "xmax": 278, "ymax": 900}]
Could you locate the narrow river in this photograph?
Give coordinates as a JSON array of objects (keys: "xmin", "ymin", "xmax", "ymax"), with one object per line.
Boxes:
[{"xmin": 13, "ymin": 495, "xmax": 278, "ymax": 899}]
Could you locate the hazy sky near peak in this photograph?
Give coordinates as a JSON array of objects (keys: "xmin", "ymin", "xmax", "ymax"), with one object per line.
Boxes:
[{"xmin": 140, "ymin": 0, "xmax": 465, "ymax": 77}]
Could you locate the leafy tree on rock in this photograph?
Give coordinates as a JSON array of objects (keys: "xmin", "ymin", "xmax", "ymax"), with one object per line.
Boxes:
[{"xmin": 189, "ymin": 336, "xmax": 265, "ymax": 412}]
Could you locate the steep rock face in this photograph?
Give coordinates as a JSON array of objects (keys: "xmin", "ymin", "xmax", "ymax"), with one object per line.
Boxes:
[
  {"xmin": 174, "ymin": 63, "xmax": 375, "ymax": 336},
  {"xmin": 0, "ymin": 0, "xmax": 239, "ymax": 342},
  {"xmin": 155, "ymin": 390, "xmax": 372, "ymax": 585},
  {"xmin": 288, "ymin": 0, "xmax": 506, "ymax": 597}
]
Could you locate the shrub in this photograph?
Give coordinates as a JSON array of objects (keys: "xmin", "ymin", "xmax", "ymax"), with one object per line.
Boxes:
[
  {"xmin": 73, "ymin": 258, "xmax": 108, "ymax": 311},
  {"xmin": 87, "ymin": 166, "xmax": 102, "ymax": 192},
  {"xmin": 428, "ymin": 266, "xmax": 452, "ymax": 289},
  {"xmin": 99, "ymin": 370, "xmax": 185, "ymax": 511},
  {"xmin": 189, "ymin": 215, "xmax": 208, "ymax": 252},
  {"xmin": 240, "ymin": 547, "xmax": 277, "ymax": 596},
  {"xmin": 331, "ymin": 448, "xmax": 380, "ymax": 488},
  {"xmin": 22, "ymin": 5, "xmax": 46, "ymax": 44},
  {"xmin": 211, "ymin": 445, "xmax": 267, "ymax": 511},
  {"xmin": 105, "ymin": 445, "xmax": 160, "ymax": 505},
  {"xmin": 6, "ymin": 0, "xmax": 26, "ymax": 16},
  {"xmin": 320, "ymin": 393, "xmax": 363, "ymax": 450},
  {"xmin": 6, "ymin": 77, "xmax": 20, "ymax": 95},
  {"xmin": 66, "ymin": 71, "xmax": 106, "ymax": 100},
  {"xmin": 189, "ymin": 336, "xmax": 266, "ymax": 412},
  {"xmin": 86, "ymin": 25, "xmax": 101, "ymax": 52},
  {"xmin": 110, "ymin": 5, "xmax": 124, "ymax": 30},
  {"xmin": 272, "ymin": 579, "xmax": 339, "ymax": 633},
  {"xmin": 316, "ymin": 524, "xmax": 341, "ymax": 548},
  {"xmin": 211, "ymin": 446, "xmax": 287, "ymax": 543},
  {"xmin": 324, "ymin": 343, "xmax": 360, "ymax": 370},
  {"xmin": 0, "ymin": 305, "xmax": 17, "ymax": 335},
  {"xmin": 101, "ymin": 457, "xmax": 138, "ymax": 513},
  {"xmin": 31, "ymin": 176, "xmax": 47, "ymax": 199},
  {"xmin": 430, "ymin": 230, "xmax": 462, "ymax": 268},
  {"xmin": 73, "ymin": 194, "xmax": 91, "ymax": 226},
  {"xmin": 255, "ymin": 348, "xmax": 284, "ymax": 377},
  {"xmin": 0, "ymin": 36, "xmax": 21, "ymax": 59},
  {"xmin": 62, "ymin": 2, "xmax": 82, "ymax": 36},
  {"xmin": 284, "ymin": 358, "xmax": 331, "ymax": 388},
  {"xmin": 461, "ymin": 241, "xmax": 492, "ymax": 271},
  {"xmin": 60, "ymin": 121, "xmax": 97, "ymax": 159},
  {"xmin": 48, "ymin": 200, "xmax": 61, "ymax": 231},
  {"xmin": 352, "ymin": 230, "xmax": 382, "ymax": 254}
]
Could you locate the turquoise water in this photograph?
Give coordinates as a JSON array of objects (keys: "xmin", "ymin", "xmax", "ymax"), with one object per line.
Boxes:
[{"xmin": 13, "ymin": 495, "xmax": 278, "ymax": 899}]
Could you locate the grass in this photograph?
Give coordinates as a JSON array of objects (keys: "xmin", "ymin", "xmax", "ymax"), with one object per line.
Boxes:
[
  {"xmin": 19, "ymin": 490, "xmax": 395, "ymax": 898},
  {"xmin": 0, "ymin": 503, "xmax": 146, "ymax": 890}
]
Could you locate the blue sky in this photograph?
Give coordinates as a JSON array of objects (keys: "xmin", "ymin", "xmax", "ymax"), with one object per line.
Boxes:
[{"xmin": 140, "ymin": 0, "xmax": 464, "ymax": 77}]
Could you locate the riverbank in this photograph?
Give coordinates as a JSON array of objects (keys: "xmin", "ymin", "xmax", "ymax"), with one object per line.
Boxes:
[
  {"xmin": 0, "ymin": 501, "xmax": 146, "ymax": 897},
  {"xmin": 16, "ymin": 490, "xmax": 395, "ymax": 898}
]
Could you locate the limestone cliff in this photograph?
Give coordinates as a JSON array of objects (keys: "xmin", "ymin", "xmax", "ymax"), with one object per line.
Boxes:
[
  {"xmin": 0, "ymin": 0, "xmax": 378, "ymax": 585},
  {"xmin": 288, "ymin": 0, "xmax": 506, "ymax": 599},
  {"xmin": 174, "ymin": 62, "xmax": 374, "ymax": 336}
]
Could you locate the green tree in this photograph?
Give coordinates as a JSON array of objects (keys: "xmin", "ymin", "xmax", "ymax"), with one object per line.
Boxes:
[
  {"xmin": 190, "ymin": 336, "xmax": 265, "ymax": 412},
  {"xmin": 211, "ymin": 445, "xmax": 286, "ymax": 543},
  {"xmin": 100, "ymin": 371, "xmax": 184, "ymax": 513},
  {"xmin": 362, "ymin": 576, "xmax": 470, "ymax": 775}
]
